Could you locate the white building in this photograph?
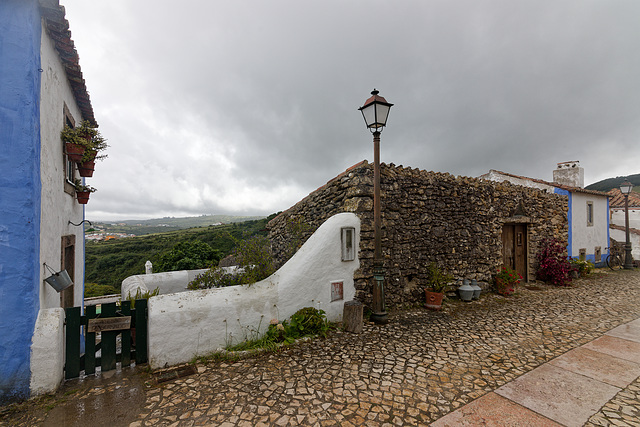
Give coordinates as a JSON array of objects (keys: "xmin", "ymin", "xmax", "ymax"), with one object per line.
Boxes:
[
  {"xmin": 481, "ymin": 161, "xmax": 610, "ymax": 266},
  {"xmin": 0, "ymin": 0, "xmax": 98, "ymax": 402},
  {"xmin": 608, "ymin": 188, "xmax": 640, "ymax": 260}
]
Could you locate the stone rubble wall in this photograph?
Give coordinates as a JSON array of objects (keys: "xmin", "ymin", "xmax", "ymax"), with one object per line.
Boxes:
[{"xmin": 267, "ymin": 161, "xmax": 568, "ymax": 309}]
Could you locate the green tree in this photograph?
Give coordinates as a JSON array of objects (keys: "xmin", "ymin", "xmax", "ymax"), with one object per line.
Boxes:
[{"xmin": 156, "ymin": 240, "xmax": 221, "ymax": 272}]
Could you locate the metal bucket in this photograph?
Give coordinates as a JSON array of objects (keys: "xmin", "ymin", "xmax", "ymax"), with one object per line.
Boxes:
[{"xmin": 44, "ymin": 269, "xmax": 73, "ymax": 292}]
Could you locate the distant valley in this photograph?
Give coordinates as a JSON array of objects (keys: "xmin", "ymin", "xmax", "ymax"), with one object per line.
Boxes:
[{"xmin": 88, "ymin": 214, "xmax": 267, "ymax": 236}]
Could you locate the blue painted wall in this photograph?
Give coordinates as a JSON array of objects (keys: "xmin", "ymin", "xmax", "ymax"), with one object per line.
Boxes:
[{"xmin": 0, "ymin": 0, "xmax": 42, "ymax": 404}]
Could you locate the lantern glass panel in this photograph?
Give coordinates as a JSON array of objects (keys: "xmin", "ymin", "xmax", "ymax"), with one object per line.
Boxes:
[
  {"xmin": 361, "ymin": 104, "xmax": 377, "ymax": 128},
  {"xmin": 620, "ymin": 181, "xmax": 633, "ymax": 195},
  {"xmin": 376, "ymin": 104, "xmax": 390, "ymax": 127}
]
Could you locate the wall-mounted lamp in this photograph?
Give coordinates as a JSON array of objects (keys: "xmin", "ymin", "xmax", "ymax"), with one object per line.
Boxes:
[{"xmin": 69, "ymin": 219, "xmax": 92, "ymax": 227}]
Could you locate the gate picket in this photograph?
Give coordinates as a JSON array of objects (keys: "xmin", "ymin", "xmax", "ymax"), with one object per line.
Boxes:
[
  {"xmin": 100, "ymin": 302, "xmax": 118, "ymax": 372},
  {"xmin": 64, "ymin": 306, "xmax": 81, "ymax": 380},
  {"xmin": 84, "ymin": 305, "xmax": 97, "ymax": 374},
  {"xmin": 134, "ymin": 299, "xmax": 148, "ymax": 364}
]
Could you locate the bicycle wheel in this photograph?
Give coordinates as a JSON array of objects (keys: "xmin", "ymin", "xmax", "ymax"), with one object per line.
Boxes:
[{"xmin": 607, "ymin": 254, "xmax": 623, "ymax": 270}]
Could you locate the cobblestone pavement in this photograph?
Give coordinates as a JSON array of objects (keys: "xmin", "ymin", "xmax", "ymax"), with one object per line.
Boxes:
[{"xmin": 2, "ymin": 269, "xmax": 640, "ymax": 426}]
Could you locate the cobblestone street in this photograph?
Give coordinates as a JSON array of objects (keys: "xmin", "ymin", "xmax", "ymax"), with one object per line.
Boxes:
[{"xmin": 2, "ymin": 269, "xmax": 640, "ymax": 426}]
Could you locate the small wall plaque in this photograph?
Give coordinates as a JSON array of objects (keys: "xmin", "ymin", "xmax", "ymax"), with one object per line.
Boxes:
[{"xmin": 331, "ymin": 281, "xmax": 344, "ymax": 302}]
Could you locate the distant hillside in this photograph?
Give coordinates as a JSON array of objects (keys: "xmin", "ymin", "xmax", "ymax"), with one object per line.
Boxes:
[
  {"xmin": 585, "ymin": 173, "xmax": 640, "ymax": 192},
  {"xmin": 85, "ymin": 216, "xmax": 274, "ymax": 291},
  {"xmin": 90, "ymin": 214, "xmax": 266, "ymax": 236}
]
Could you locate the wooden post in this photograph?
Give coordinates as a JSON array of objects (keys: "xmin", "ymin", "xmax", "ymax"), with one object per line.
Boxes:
[{"xmin": 343, "ymin": 300, "xmax": 364, "ymax": 333}]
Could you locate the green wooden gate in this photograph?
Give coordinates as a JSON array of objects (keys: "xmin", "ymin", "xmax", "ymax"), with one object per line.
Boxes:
[{"xmin": 64, "ymin": 300, "xmax": 148, "ymax": 379}]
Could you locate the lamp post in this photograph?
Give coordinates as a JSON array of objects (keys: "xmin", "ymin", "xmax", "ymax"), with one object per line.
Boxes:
[
  {"xmin": 359, "ymin": 89, "xmax": 393, "ymax": 324},
  {"xmin": 620, "ymin": 180, "xmax": 634, "ymax": 269}
]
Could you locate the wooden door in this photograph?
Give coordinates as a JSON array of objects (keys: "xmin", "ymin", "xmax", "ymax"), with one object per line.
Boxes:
[
  {"xmin": 502, "ymin": 224, "xmax": 527, "ymax": 280},
  {"xmin": 61, "ymin": 235, "xmax": 75, "ymax": 308}
]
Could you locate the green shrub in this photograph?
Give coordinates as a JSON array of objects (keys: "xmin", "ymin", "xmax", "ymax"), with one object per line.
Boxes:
[
  {"xmin": 286, "ymin": 307, "xmax": 329, "ymax": 338},
  {"xmin": 187, "ymin": 235, "xmax": 275, "ymax": 290},
  {"xmin": 226, "ymin": 307, "xmax": 329, "ymax": 352},
  {"xmin": 570, "ymin": 259, "xmax": 594, "ymax": 276},
  {"xmin": 125, "ymin": 287, "xmax": 160, "ymax": 308},
  {"xmin": 425, "ymin": 263, "xmax": 453, "ymax": 293}
]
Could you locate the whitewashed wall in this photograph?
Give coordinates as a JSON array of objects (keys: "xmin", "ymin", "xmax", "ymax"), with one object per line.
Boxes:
[
  {"xmin": 30, "ymin": 22, "xmax": 86, "ymax": 397},
  {"xmin": 38, "ymin": 20, "xmax": 85, "ymax": 311},
  {"xmin": 480, "ymin": 170, "xmax": 555, "ymax": 192},
  {"xmin": 29, "ymin": 308, "xmax": 65, "ymax": 396},
  {"xmin": 570, "ymin": 192, "xmax": 609, "ymax": 259},
  {"xmin": 609, "ymin": 227, "xmax": 640, "ymax": 260},
  {"xmin": 147, "ymin": 213, "xmax": 360, "ymax": 369},
  {"xmin": 121, "ymin": 268, "xmax": 209, "ymax": 298},
  {"xmin": 610, "ymin": 208, "xmax": 640, "ymax": 231}
]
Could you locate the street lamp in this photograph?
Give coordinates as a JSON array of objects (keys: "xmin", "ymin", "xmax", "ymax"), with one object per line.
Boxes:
[
  {"xmin": 620, "ymin": 179, "xmax": 634, "ymax": 269},
  {"xmin": 359, "ymin": 89, "xmax": 393, "ymax": 324}
]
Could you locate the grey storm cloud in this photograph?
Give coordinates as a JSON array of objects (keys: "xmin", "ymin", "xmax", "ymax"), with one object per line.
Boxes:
[{"xmin": 61, "ymin": 0, "xmax": 640, "ymax": 220}]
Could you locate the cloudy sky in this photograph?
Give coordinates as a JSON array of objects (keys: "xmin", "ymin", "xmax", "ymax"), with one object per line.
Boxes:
[{"xmin": 61, "ymin": 0, "xmax": 640, "ymax": 221}]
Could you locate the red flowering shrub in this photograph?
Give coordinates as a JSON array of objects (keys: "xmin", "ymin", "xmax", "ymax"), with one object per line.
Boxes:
[
  {"xmin": 494, "ymin": 266, "xmax": 522, "ymax": 296},
  {"xmin": 536, "ymin": 237, "xmax": 572, "ymax": 286}
]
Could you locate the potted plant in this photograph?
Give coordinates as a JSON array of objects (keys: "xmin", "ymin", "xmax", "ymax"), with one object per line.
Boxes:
[
  {"xmin": 61, "ymin": 121, "xmax": 108, "ymax": 175},
  {"xmin": 425, "ymin": 262, "xmax": 453, "ymax": 310},
  {"xmin": 72, "ymin": 179, "xmax": 96, "ymax": 204},
  {"xmin": 60, "ymin": 125, "xmax": 86, "ymax": 162},
  {"xmin": 494, "ymin": 266, "xmax": 521, "ymax": 296},
  {"xmin": 78, "ymin": 122, "xmax": 107, "ymax": 176}
]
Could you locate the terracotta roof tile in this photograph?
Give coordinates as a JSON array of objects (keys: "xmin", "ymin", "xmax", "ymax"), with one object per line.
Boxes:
[
  {"xmin": 607, "ymin": 188, "xmax": 640, "ymax": 208},
  {"xmin": 486, "ymin": 169, "xmax": 609, "ymax": 197},
  {"xmin": 39, "ymin": 0, "xmax": 96, "ymax": 126}
]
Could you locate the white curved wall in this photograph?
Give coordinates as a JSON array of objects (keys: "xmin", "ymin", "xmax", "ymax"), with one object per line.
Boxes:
[
  {"xmin": 121, "ymin": 268, "xmax": 209, "ymax": 299},
  {"xmin": 147, "ymin": 213, "xmax": 360, "ymax": 368}
]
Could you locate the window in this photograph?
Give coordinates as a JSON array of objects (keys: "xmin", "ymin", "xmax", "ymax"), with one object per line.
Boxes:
[
  {"xmin": 595, "ymin": 246, "xmax": 601, "ymax": 263},
  {"xmin": 586, "ymin": 202, "xmax": 594, "ymax": 226},
  {"xmin": 63, "ymin": 106, "xmax": 76, "ymax": 195},
  {"xmin": 579, "ymin": 248, "xmax": 586, "ymax": 261},
  {"xmin": 341, "ymin": 227, "xmax": 355, "ymax": 261}
]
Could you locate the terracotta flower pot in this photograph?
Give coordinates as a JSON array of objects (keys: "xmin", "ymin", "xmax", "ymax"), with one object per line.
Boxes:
[
  {"xmin": 76, "ymin": 190, "xmax": 91, "ymax": 204},
  {"xmin": 78, "ymin": 160, "xmax": 95, "ymax": 177},
  {"xmin": 495, "ymin": 278, "xmax": 515, "ymax": 296},
  {"xmin": 425, "ymin": 290, "xmax": 444, "ymax": 310},
  {"xmin": 65, "ymin": 142, "xmax": 85, "ymax": 162}
]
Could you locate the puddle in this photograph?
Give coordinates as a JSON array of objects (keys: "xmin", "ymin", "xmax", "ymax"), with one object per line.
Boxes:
[{"xmin": 41, "ymin": 366, "xmax": 147, "ymax": 427}]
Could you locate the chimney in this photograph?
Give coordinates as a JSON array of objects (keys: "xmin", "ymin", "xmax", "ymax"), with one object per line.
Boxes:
[{"xmin": 553, "ymin": 161, "xmax": 584, "ymax": 188}]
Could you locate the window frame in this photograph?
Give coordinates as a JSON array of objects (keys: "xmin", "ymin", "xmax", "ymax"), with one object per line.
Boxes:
[{"xmin": 586, "ymin": 201, "xmax": 594, "ymax": 227}]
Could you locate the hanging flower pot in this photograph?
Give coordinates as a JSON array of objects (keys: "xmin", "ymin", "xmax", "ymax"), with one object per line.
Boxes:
[
  {"xmin": 76, "ymin": 190, "xmax": 91, "ymax": 204},
  {"xmin": 73, "ymin": 179, "xmax": 96, "ymax": 204},
  {"xmin": 65, "ymin": 142, "xmax": 85, "ymax": 162},
  {"xmin": 78, "ymin": 160, "xmax": 95, "ymax": 177}
]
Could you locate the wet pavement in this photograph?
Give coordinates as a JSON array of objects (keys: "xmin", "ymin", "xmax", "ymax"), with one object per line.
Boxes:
[{"xmin": 2, "ymin": 269, "xmax": 640, "ymax": 426}]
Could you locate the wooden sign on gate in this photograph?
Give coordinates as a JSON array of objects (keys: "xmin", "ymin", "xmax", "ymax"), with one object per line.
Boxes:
[{"xmin": 87, "ymin": 316, "xmax": 131, "ymax": 333}]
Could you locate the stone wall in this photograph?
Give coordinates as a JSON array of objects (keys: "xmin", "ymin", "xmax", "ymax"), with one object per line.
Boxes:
[{"xmin": 267, "ymin": 161, "xmax": 568, "ymax": 309}]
